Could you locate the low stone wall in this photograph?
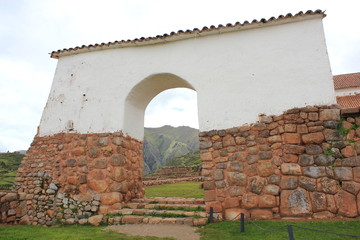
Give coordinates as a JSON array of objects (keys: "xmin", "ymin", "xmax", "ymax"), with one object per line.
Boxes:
[
  {"xmin": 145, "ymin": 166, "xmax": 201, "ymax": 180},
  {"xmin": 0, "ymin": 190, "xmax": 101, "ymax": 225},
  {"xmin": 7, "ymin": 132, "xmax": 144, "ymax": 225},
  {"xmin": 143, "ymin": 166, "xmax": 202, "ymax": 186},
  {"xmin": 0, "ymin": 191, "xmax": 28, "ymax": 224},
  {"xmin": 200, "ymin": 105, "xmax": 360, "ymax": 220},
  {"xmin": 143, "ymin": 177, "xmax": 202, "ymax": 187}
]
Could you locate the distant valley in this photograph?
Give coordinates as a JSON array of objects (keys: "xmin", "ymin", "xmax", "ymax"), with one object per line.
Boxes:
[{"xmin": 143, "ymin": 125, "xmax": 199, "ymax": 175}]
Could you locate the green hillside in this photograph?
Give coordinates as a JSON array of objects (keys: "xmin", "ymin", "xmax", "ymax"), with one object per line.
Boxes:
[
  {"xmin": 166, "ymin": 150, "xmax": 200, "ymax": 167},
  {"xmin": 0, "ymin": 152, "xmax": 24, "ymax": 189},
  {"xmin": 143, "ymin": 125, "xmax": 199, "ymax": 175}
]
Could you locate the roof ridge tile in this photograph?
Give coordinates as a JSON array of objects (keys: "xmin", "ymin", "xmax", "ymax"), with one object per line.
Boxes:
[{"xmin": 50, "ymin": 10, "xmax": 325, "ymax": 58}]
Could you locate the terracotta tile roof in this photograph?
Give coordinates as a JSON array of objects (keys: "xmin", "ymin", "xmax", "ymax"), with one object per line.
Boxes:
[
  {"xmin": 50, "ymin": 10, "xmax": 325, "ymax": 59},
  {"xmin": 336, "ymin": 94, "xmax": 360, "ymax": 108},
  {"xmin": 333, "ymin": 72, "xmax": 360, "ymax": 90}
]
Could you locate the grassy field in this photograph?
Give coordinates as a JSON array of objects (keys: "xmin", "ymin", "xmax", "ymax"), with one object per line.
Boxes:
[
  {"xmin": 0, "ymin": 152, "xmax": 23, "ymax": 188},
  {"xmin": 198, "ymin": 220, "xmax": 360, "ymax": 240},
  {"xmin": 0, "ymin": 220, "xmax": 360, "ymax": 240},
  {"xmin": 144, "ymin": 181, "xmax": 204, "ymax": 198},
  {"xmin": 0, "ymin": 225, "xmax": 173, "ymax": 240},
  {"xmin": 0, "ymin": 171, "xmax": 16, "ymax": 185}
]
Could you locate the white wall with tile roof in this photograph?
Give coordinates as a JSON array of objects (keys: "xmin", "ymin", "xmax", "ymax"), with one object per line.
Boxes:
[
  {"xmin": 39, "ymin": 16, "xmax": 335, "ymax": 140},
  {"xmin": 335, "ymin": 88, "xmax": 360, "ymax": 97}
]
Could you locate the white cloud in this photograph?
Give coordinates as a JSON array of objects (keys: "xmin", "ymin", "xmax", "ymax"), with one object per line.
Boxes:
[
  {"xmin": 0, "ymin": 58, "xmax": 52, "ymax": 152},
  {"xmin": 145, "ymin": 88, "xmax": 199, "ymax": 129}
]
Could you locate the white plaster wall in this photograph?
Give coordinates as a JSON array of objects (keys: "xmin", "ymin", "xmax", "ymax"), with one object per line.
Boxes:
[
  {"xmin": 40, "ymin": 16, "xmax": 335, "ymax": 140},
  {"xmin": 335, "ymin": 88, "xmax": 360, "ymax": 96}
]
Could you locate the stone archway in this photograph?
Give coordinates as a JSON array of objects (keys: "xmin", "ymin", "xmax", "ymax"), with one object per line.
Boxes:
[
  {"xmin": 9, "ymin": 11, "xmax": 346, "ymax": 225},
  {"xmin": 124, "ymin": 73, "xmax": 198, "ymax": 178},
  {"xmin": 123, "ymin": 73, "xmax": 196, "ymax": 141}
]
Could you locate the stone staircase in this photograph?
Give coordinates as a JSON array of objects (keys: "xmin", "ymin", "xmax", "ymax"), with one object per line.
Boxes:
[{"xmin": 106, "ymin": 197, "xmax": 208, "ymax": 226}]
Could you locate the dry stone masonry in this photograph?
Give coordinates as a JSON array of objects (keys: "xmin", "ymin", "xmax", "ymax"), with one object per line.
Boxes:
[
  {"xmin": 2, "ymin": 105, "xmax": 360, "ymax": 224},
  {"xmin": 200, "ymin": 105, "xmax": 360, "ymax": 220},
  {"xmin": 3, "ymin": 105, "xmax": 360, "ymax": 225},
  {"xmin": 0, "ymin": 132, "xmax": 144, "ymax": 225},
  {"xmin": 0, "ymin": 191, "xmax": 28, "ymax": 224}
]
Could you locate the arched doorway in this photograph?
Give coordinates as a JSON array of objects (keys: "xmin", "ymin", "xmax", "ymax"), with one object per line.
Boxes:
[
  {"xmin": 123, "ymin": 73, "xmax": 197, "ymax": 141},
  {"xmin": 123, "ymin": 73, "xmax": 201, "ymax": 196}
]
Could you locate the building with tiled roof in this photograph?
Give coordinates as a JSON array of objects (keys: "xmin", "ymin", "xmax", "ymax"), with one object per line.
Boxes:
[
  {"xmin": 334, "ymin": 72, "xmax": 360, "ymax": 109},
  {"xmin": 51, "ymin": 10, "xmax": 325, "ymax": 59},
  {"xmin": 17, "ymin": 10, "xmax": 358, "ymax": 225},
  {"xmin": 39, "ymin": 9, "xmax": 335, "ymax": 139},
  {"xmin": 333, "ymin": 72, "xmax": 360, "ymax": 93},
  {"xmin": 336, "ymin": 94, "xmax": 360, "ymax": 108}
]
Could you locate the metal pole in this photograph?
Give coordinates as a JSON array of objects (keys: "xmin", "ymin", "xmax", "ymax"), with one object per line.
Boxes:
[
  {"xmin": 287, "ymin": 225, "xmax": 295, "ymax": 240},
  {"xmin": 240, "ymin": 213, "xmax": 245, "ymax": 233},
  {"xmin": 209, "ymin": 207, "xmax": 214, "ymax": 223}
]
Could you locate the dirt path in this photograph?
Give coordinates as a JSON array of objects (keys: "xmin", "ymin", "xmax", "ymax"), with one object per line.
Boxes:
[{"xmin": 105, "ymin": 224, "xmax": 201, "ymax": 240}]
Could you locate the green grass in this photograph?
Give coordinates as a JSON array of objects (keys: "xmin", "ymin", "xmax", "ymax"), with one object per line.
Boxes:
[
  {"xmin": 144, "ymin": 182, "xmax": 204, "ymax": 198},
  {"xmin": 0, "ymin": 152, "xmax": 24, "ymax": 189},
  {"xmin": 0, "ymin": 171, "xmax": 16, "ymax": 187},
  {"xmin": 1, "ymin": 220, "xmax": 360, "ymax": 240},
  {"xmin": 166, "ymin": 150, "xmax": 200, "ymax": 167},
  {"xmin": 0, "ymin": 171, "xmax": 16, "ymax": 183},
  {"xmin": 198, "ymin": 220, "xmax": 360, "ymax": 240},
  {"xmin": 0, "ymin": 152, "xmax": 24, "ymax": 170},
  {"xmin": 0, "ymin": 225, "xmax": 173, "ymax": 240}
]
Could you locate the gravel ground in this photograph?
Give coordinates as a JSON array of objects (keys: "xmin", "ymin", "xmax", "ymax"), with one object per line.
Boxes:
[{"xmin": 105, "ymin": 224, "xmax": 201, "ymax": 240}]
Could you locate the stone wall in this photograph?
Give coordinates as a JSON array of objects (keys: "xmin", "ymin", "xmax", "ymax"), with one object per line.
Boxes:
[
  {"xmin": 3, "ymin": 105, "xmax": 360, "ymax": 225},
  {"xmin": 0, "ymin": 190, "xmax": 101, "ymax": 225},
  {"xmin": 0, "ymin": 191, "xmax": 28, "ymax": 224},
  {"xmin": 6, "ymin": 132, "xmax": 144, "ymax": 225},
  {"xmin": 200, "ymin": 105, "xmax": 360, "ymax": 220}
]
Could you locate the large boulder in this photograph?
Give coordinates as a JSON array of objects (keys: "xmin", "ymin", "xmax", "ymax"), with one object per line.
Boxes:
[
  {"xmin": 335, "ymin": 191, "xmax": 358, "ymax": 217},
  {"xmin": 100, "ymin": 192, "xmax": 122, "ymax": 205},
  {"xmin": 224, "ymin": 208, "xmax": 249, "ymax": 220},
  {"xmin": 280, "ymin": 188, "xmax": 312, "ymax": 217},
  {"xmin": 88, "ymin": 215, "xmax": 103, "ymax": 226}
]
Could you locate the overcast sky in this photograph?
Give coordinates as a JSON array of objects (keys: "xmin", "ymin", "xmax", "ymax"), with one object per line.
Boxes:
[{"xmin": 0, "ymin": 0, "xmax": 359, "ymax": 152}]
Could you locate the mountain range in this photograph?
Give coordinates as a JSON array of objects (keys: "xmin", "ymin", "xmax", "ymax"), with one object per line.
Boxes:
[{"xmin": 143, "ymin": 125, "xmax": 199, "ymax": 175}]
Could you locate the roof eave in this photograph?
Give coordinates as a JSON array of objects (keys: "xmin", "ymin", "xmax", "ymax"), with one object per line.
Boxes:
[{"xmin": 50, "ymin": 10, "xmax": 325, "ymax": 59}]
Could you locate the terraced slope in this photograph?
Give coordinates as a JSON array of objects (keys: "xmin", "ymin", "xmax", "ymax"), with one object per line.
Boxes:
[{"xmin": 143, "ymin": 126, "xmax": 199, "ymax": 175}]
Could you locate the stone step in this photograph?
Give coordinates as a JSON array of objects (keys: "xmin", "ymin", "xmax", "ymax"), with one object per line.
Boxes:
[
  {"xmin": 109, "ymin": 215, "xmax": 208, "ymax": 226},
  {"xmin": 131, "ymin": 197, "xmax": 205, "ymax": 205},
  {"xmin": 112, "ymin": 197, "xmax": 208, "ymax": 226},
  {"xmin": 125, "ymin": 202, "xmax": 205, "ymax": 211},
  {"xmin": 108, "ymin": 208, "xmax": 208, "ymax": 218}
]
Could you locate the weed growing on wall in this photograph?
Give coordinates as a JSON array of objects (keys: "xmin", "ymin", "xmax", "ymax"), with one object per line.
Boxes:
[{"xmin": 328, "ymin": 118, "xmax": 360, "ymax": 165}]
